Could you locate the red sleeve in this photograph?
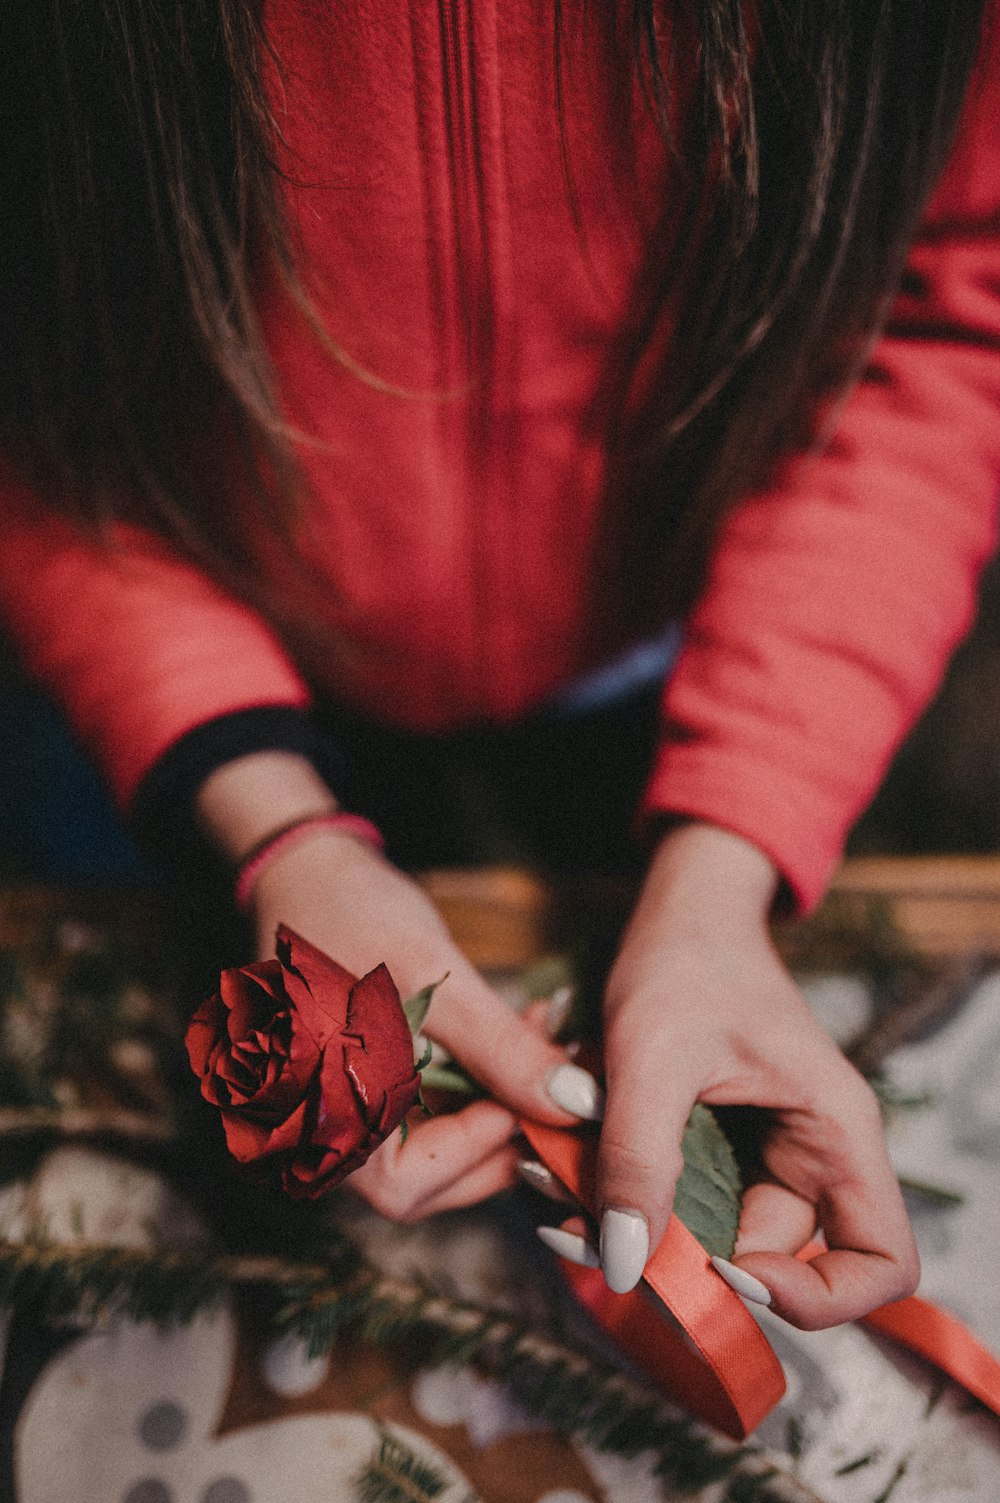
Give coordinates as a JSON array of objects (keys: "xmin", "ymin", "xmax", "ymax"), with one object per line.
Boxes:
[
  {"xmin": 0, "ymin": 488, "xmax": 310, "ymax": 808},
  {"xmin": 644, "ymin": 15, "xmax": 1000, "ymax": 912}
]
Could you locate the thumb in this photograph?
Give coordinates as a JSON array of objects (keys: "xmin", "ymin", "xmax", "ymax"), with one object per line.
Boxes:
[
  {"xmin": 596, "ymin": 1039, "xmax": 695, "ymax": 1293},
  {"xmin": 425, "ymin": 967, "xmax": 604, "ymax": 1127}
]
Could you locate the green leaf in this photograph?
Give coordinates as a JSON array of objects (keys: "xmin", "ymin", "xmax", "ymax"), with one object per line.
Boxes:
[
  {"xmin": 418, "ymin": 1064, "xmax": 478, "ymax": 1097},
  {"xmin": 519, "ymin": 954, "xmax": 576, "ymax": 1002},
  {"xmin": 354, "ymin": 1425, "xmax": 452, "ymax": 1503},
  {"xmin": 673, "ymin": 1103, "xmax": 743, "ymax": 1260},
  {"xmin": 897, "ymin": 1174, "xmax": 964, "ymax": 1207},
  {"xmin": 402, "ymin": 976, "xmax": 448, "ymax": 1036}
]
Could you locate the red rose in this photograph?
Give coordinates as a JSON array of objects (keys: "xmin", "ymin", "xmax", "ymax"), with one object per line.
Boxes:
[{"xmin": 185, "ymin": 924, "xmax": 421, "ymax": 1197}]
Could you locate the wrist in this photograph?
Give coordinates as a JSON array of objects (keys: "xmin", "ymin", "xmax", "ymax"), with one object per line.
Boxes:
[
  {"xmin": 196, "ymin": 750, "xmax": 340, "ymax": 864},
  {"xmin": 640, "ymin": 820, "xmax": 779, "ymax": 939},
  {"xmin": 235, "ymin": 812, "xmax": 385, "ymax": 912}
]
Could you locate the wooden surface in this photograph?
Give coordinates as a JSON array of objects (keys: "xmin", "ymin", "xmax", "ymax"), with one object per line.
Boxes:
[
  {"xmin": 429, "ymin": 858, "xmax": 1000, "ymax": 966},
  {"xmin": 827, "ymin": 855, "xmax": 1000, "ymax": 956},
  {"xmin": 5, "ymin": 856, "xmax": 1000, "ymax": 968},
  {"xmin": 0, "ymin": 882, "xmax": 165, "ymax": 953},
  {"xmin": 421, "ymin": 858, "xmax": 1000, "ymax": 967}
]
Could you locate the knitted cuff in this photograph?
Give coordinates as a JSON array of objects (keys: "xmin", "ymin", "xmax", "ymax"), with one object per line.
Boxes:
[{"xmin": 130, "ymin": 706, "xmax": 348, "ymax": 869}]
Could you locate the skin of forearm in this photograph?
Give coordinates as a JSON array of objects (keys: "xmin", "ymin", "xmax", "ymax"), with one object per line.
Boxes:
[
  {"xmin": 195, "ymin": 749, "xmax": 340, "ymax": 864},
  {"xmin": 635, "ymin": 821, "xmax": 780, "ymax": 941}
]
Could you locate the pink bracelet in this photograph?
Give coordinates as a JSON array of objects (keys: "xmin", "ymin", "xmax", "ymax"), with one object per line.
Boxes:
[{"xmin": 234, "ymin": 812, "xmax": 385, "ymax": 912}]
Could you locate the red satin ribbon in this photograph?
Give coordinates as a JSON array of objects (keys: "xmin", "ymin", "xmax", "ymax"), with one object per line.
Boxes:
[{"xmin": 520, "ymin": 1117, "xmax": 1000, "ymax": 1439}]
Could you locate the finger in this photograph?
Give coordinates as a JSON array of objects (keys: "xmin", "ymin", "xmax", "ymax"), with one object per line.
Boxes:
[
  {"xmin": 413, "ymin": 1145, "xmax": 520, "ymax": 1218},
  {"xmin": 736, "ymin": 1241, "xmax": 920, "ymax": 1329},
  {"xmin": 350, "ymin": 1098, "xmax": 518, "ymax": 1220},
  {"xmin": 736, "ymin": 1124, "xmax": 920, "ymax": 1328},
  {"xmin": 735, "ymin": 1180, "xmax": 817, "ymax": 1257},
  {"xmin": 596, "ymin": 1031, "xmax": 695, "ymax": 1293},
  {"xmin": 522, "ymin": 998, "xmax": 553, "ymax": 1032},
  {"xmin": 522, "ymin": 989, "xmax": 575, "ymax": 1040},
  {"xmin": 536, "ymin": 1215, "xmax": 600, "ymax": 1268},
  {"xmin": 516, "ymin": 1157, "xmax": 578, "ymax": 1204},
  {"xmin": 426, "ymin": 967, "xmax": 602, "ymax": 1127}
]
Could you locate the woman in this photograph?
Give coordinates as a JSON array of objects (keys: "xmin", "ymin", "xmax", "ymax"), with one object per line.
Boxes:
[{"xmin": 1, "ymin": 0, "xmax": 998, "ymax": 1326}]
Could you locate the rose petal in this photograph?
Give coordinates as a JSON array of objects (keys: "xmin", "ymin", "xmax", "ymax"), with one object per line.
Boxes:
[
  {"xmin": 377, "ymin": 1073, "xmax": 423, "ymax": 1136},
  {"xmin": 191, "ymin": 939, "xmax": 422, "ymax": 1201},
  {"xmin": 314, "ymin": 1042, "xmax": 362, "ymax": 1128},
  {"xmin": 226, "ymin": 975, "xmax": 283, "ymax": 1043},
  {"xmin": 342, "ymin": 965, "xmax": 419, "ymax": 1128},
  {"xmin": 222, "ymin": 1096, "xmax": 314, "ymax": 1164},
  {"xmin": 217, "ymin": 1059, "xmax": 265, "ymax": 1104},
  {"xmin": 282, "ymin": 1006, "xmax": 327, "ymax": 1087},
  {"xmin": 284, "ymin": 1131, "xmax": 380, "ymax": 1198},
  {"xmin": 276, "ymin": 926, "xmax": 356, "ymax": 1046},
  {"xmin": 260, "ymin": 1052, "xmax": 287, "ymax": 1093},
  {"xmin": 200, "ymin": 1074, "xmax": 234, "ymax": 1109},
  {"xmin": 346, "ymin": 965, "xmax": 414, "ymax": 1069},
  {"xmin": 237, "ymin": 1045, "xmax": 322, "ymax": 1118},
  {"xmin": 258, "ymin": 1096, "xmax": 312, "ymax": 1155},
  {"xmin": 220, "ymin": 959, "xmax": 284, "ymax": 1008},
  {"xmin": 282, "ymin": 1146, "xmax": 351, "ymax": 1198},
  {"xmin": 219, "ymin": 1110, "xmax": 277, "ymax": 1163},
  {"xmin": 185, "ymin": 1004, "xmax": 225, "ymax": 1076}
]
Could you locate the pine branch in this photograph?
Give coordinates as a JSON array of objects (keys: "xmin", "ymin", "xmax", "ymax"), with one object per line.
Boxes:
[
  {"xmin": 0, "ymin": 1237, "xmax": 829, "ymax": 1502},
  {"xmin": 327, "ymin": 1277, "xmax": 829, "ymax": 1502},
  {"xmin": 354, "ymin": 1426, "xmax": 455, "ymax": 1503}
]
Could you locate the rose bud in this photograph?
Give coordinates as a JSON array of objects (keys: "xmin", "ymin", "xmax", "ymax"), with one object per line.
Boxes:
[{"xmin": 186, "ymin": 924, "xmax": 422, "ymax": 1198}]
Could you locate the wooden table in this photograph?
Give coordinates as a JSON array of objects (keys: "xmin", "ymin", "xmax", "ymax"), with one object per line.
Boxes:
[{"xmin": 5, "ymin": 855, "xmax": 1000, "ymax": 971}]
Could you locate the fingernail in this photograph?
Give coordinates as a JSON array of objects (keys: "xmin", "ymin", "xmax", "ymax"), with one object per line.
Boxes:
[
  {"xmin": 545, "ymin": 985, "xmax": 574, "ymax": 1038},
  {"xmin": 536, "ymin": 1225, "xmax": 600, "ymax": 1267},
  {"xmin": 600, "ymin": 1208, "xmax": 649, "ymax": 1293},
  {"xmin": 545, "ymin": 1063, "xmax": 605, "ymax": 1121},
  {"xmin": 516, "ymin": 1158, "xmax": 575, "ymax": 1203},
  {"xmin": 710, "ymin": 1256, "xmax": 772, "ymax": 1307}
]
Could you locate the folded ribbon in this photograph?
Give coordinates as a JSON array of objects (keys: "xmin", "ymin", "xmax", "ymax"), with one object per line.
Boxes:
[{"xmin": 520, "ymin": 1117, "xmax": 1000, "ymax": 1439}]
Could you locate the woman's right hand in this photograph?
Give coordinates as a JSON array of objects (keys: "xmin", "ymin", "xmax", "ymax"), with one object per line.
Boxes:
[
  {"xmin": 249, "ymin": 826, "xmax": 601, "ymax": 1220},
  {"xmin": 195, "ymin": 747, "xmax": 602, "ymax": 1222}
]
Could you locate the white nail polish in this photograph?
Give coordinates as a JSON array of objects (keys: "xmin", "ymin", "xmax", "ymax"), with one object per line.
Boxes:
[
  {"xmin": 600, "ymin": 1208, "xmax": 649, "ymax": 1293},
  {"xmin": 536, "ymin": 1225, "xmax": 600, "ymax": 1267},
  {"xmin": 545, "ymin": 985, "xmax": 574, "ymax": 1038},
  {"xmin": 710, "ymin": 1256, "xmax": 773, "ymax": 1307},
  {"xmin": 545, "ymin": 1063, "xmax": 605, "ymax": 1121},
  {"xmin": 516, "ymin": 1158, "xmax": 575, "ymax": 1203}
]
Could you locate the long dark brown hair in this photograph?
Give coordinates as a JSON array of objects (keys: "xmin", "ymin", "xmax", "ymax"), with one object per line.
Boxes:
[
  {"xmin": 0, "ymin": 0, "xmax": 989, "ymax": 636},
  {"xmin": 605, "ymin": 0, "xmax": 989, "ymax": 618}
]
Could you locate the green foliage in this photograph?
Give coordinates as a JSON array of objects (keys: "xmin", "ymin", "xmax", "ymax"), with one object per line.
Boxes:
[
  {"xmin": 896, "ymin": 1175, "xmax": 965, "ymax": 1208},
  {"xmin": 354, "ymin": 1427, "xmax": 454, "ymax": 1503},
  {"xmin": 402, "ymin": 979, "xmax": 446, "ymax": 1036},
  {"xmin": 0, "ymin": 1236, "xmax": 825, "ymax": 1500},
  {"xmin": 674, "ymin": 1103, "xmax": 743, "ymax": 1260},
  {"xmin": 0, "ymin": 915, "xmax": 839, "ymax": 1501},
  {"xmin": 417, "ymin": 1064, "xmax": 477, "ymax": 1096},
  {"xmin": 0, "ymin": 931, "xmax": 179, "ymax": 1128},
  {"xmin": 404, "ymin": 979, "xmax": 481, "ymax": 1100},
  {"xmin": 519, "ymin": 955, "xmax": 576, "ymax": 1003}
]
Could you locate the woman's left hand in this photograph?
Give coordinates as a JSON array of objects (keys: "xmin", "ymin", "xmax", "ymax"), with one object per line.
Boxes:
[{"xmin": 573, "ymin": 821, "xmax": 919, "ymax": 1329}]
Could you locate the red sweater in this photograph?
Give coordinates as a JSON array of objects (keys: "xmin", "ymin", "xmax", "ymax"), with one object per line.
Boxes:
[{"xmin": 2, "ymin": 3, "xmax": 1000, "ymax": 910}]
